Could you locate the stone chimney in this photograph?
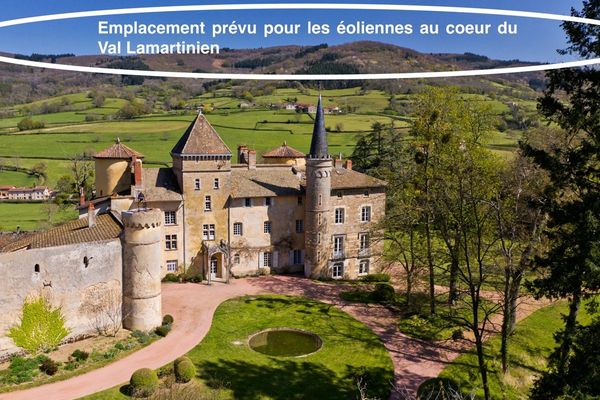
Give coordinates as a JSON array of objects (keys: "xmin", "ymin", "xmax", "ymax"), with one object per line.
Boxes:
[
  {"xmin": 334, "ymin": 155, "xmax": 343, "ymax": 169},
  {"xmin": 247, "ymin": 150, "xmax": 257, "ymax": 170},
  {"xmin": 133, "ymin": 158, "xmax": 143, "ymax": 187},
  {"xmin": 88, "ymin": 202, "xmax": 96, "ymax": 228},
  {"xmin": 344, "ymin": 159, "xmax": 353, "ymax": 170}
]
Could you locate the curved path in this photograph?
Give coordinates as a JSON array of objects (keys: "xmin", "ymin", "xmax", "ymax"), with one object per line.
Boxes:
[{"xmin": 0, "ymin": 276, "xmax": 545, "ymax": 400}]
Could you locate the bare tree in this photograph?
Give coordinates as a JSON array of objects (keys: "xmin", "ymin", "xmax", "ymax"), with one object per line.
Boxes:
[
  {"xmin": 80, "ymin": 283, "xmax": 124, "ymax": 337},
  {"xmin": 70, "ymin": 152, "xmax": 94, "ymax": 199}
]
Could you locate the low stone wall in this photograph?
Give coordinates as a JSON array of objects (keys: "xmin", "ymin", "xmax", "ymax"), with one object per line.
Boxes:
[{"xmin": 0, "ymin": 239, "xmax": 122, "ymax": 358}]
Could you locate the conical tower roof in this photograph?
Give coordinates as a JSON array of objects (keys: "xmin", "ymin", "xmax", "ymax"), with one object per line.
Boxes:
[
  {"xmin": 94, "ymin": 138, "xmax": 144, "ymax": 159},
  {"xmin": 171, "ymin": 113, "xmax": 231, "ymax": 156},
  {"xmin": 308, "ymin": 96, "xmax": 330, "ymax": 159}
]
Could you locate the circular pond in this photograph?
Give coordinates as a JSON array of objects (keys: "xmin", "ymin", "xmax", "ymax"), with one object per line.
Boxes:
[{"xmin": 248, "ymin": 328, "xmax": 322, "ymax": 357}]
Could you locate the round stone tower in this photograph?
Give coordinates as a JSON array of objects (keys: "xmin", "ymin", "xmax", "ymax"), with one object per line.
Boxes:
[
  {"xmin": 304, "ymin": 97, "xmax": 333, "ymax": 278},
  {"xmin": 122, "ymin": 208, "xmax": 163, "ymax": 331},
  {"xmin": 93, "ymin": 138, "xmax": 144, "ymax": 198}
]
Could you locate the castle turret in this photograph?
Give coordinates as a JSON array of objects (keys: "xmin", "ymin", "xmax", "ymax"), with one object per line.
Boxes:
[
  {"xmin": 304, "ymin": 97, "xmax": 333, "ymax": 278},
  {"xmin": 94, "ymin": 139, "xmax": 144, "ymax": 198},
  {"xmin": 122, "ymin": 208, "xmax": 163, "ymax": 331}
]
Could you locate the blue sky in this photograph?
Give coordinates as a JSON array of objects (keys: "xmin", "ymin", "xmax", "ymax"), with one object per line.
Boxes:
[{"xmin": 0, "ymin": 1, "xmax": 586, "ymax": 62}]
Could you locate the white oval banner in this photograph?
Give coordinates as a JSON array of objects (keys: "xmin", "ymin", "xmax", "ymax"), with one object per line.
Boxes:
[{"xmin": 0, "ymin": 3, "xmax": 599, "ymax": 80}]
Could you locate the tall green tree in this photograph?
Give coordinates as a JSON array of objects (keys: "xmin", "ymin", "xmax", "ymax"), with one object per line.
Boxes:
[{"xmin": 522, "ymin": 1, "xmax": 600, "ymax": 397}]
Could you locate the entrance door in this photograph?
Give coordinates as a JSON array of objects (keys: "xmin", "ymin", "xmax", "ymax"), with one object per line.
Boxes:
[{"xmin": 210, "ymin": 257, "xmax": 218, "ymax": 279}]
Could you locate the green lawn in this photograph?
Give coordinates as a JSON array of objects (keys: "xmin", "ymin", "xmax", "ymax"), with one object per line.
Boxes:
[
  {"xmin": 434, "ymin": 300, "xmax": 597, "ymax": 400},
  {"xmin": 84, "ymin": 295, "xmax": 394, "ymax": 400},
  {"xmin": 0, "ymin": 203, "xmax": 77, "ymax": 231},
  {"xmin": 0, "ymin": 169, "xmax": 38, "ymax": 187}
]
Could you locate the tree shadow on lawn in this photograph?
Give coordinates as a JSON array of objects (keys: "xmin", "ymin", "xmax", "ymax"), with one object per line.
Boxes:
[{"xmin": 200, "ymin": 359, "xmax": 391, "ymax": 400}]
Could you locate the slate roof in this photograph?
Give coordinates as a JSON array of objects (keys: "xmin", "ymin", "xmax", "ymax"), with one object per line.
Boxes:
[
  {"xmin": 262, "ymin": 142, "xmax": 305, "ymax": 159},
  {"xmin": 94, "ymin": 139, "xmax": 144, "ymax": 159},
  {"xmin": 308, "ymin": 96, "xmax": 330, "ymax": 158},
  {"xmin": 142, "ymin": 168, "xmax": 183, "ymax": 202},
  {"xmin": 330, "ymin": 167, "xmax": 387, "ymax": 190},
  {"xmin": 171, "ymin": 114, "xmax": 231, "ymax": 156},
  {"xmin": 231, "ymin": 167, "xmax": 302, "ymax": 198},
  {"xmin": 0, "ymin": 213, "xmax": 122, "ymax": 253}
]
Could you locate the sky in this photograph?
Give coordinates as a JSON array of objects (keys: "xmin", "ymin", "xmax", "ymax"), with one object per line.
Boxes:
[{"xmin": 0, "ymin": 1, "xmax": 587, "ymax": 63}]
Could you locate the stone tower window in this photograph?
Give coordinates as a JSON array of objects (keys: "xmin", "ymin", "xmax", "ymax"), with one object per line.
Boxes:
[
  {"xmin": 213, "ymin": 178, "xmax": 220, "ymax": 189},
  {"xmin": 83, "ymin": 256, "xmax": 90, "ymax": 268},
  {"xmin": 195, "ymin": 179, "xmax": 201, "ymax": 190},
  {"xmin": 334, "ymin": 208, "xmax": 345, "ymax": 224},
  {"xmin": 318, "ymin": 194, "xmax": 322, "ymax": 206},
  {"xmin": 34, "ymin": 264, "xmax": 40, "ymax": 273}
]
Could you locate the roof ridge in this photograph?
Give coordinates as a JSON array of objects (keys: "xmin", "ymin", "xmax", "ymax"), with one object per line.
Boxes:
[{"xmin": 171, "ymin": 114, "xmax": 231, "ymax": 156}]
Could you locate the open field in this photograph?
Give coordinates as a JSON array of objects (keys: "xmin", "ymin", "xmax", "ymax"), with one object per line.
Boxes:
[{"xmin": 0, "ymin": 203, "xmax": 77, "ymax": 231}]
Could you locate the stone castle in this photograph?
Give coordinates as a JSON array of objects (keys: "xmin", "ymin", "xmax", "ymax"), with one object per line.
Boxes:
[{"xmin": 0, "ymin": 97, "xmax": 386, "ymax": 357}]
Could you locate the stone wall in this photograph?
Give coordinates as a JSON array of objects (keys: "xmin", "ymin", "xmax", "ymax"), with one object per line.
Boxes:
[{"xmin": 0, "ymin": 239, "xmax": 122, "ymax": 358}]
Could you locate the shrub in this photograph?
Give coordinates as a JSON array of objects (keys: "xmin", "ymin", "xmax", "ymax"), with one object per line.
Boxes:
[
  {"xmin": 71, "ymin": 349, "xmax": 89, "ymax": 362},
  {"xmin": 8, "ymin": 296, "xmax": 69, "ymax": 354},
  {"xmin": 4, "ymin": 356, "xmax": 43, "ymax": 384},
  {"xmin": 39, "ymin": 358, "xmax": 58, "ymax": 376},
  {"xmin": 162, "ymin": 273, "xmax": 179, "ymax": 283},
  {"xmin": 174, "ymin": 356, "xmax": 191, "ymax": 368},
  {"xmin": 372, "ymin": 283, "xmax": 395, "ymax": 303},
  {"xmin": 183, "ymin": 273, "xmax": 203, "ymax": 283},
  {"xmin": 103, "ymin": 348, "xmax": 118, "ymax": 359},
  {"xmin": 64, "ymin": 360, "xmax": 78, "ymax": 371},
  {"xmin": 361, "ymin": 273, "xmax": 391, "ymax": 283},
  {"xmin": 162, "ymin": 314, "xmax": 174, "ymax": 325},
  {"xmin": 451, "ymin": 329, "xmax": 464, "ymax": 341},
  {"xmin": 155, "ymin": 325, "xmax": 171, "ymax": 337},
  {"xmin": 174, "ymin": 359, "xmax": 196, "ymax": 383},
  {"xmin": 132, "ymin": 330, "xmax": 152, "ymax": 344},
  {"xmin": 17, "ymin": 117, "xmax": 45, "ymax": 131},
  {"xmin": 130, "ymin": 368, "xmax": 159, "ymax": 397}
]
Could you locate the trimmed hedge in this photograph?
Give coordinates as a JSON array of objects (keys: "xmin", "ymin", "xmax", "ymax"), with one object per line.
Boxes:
[
  {"xmin": 174, "ymin": 359, "xmax": 196, "ymax": 383},
  {"xmin": 130, "ymin": 368, "xmax": 159, "ymax": 397},
  {"xmin": 155, "ymin": 324, "xmax": 171, "ymax": 337},
  {"xmin": 361, "ymin": 273, "xmax": 391, "ymax": 283},
  {"xmin": 372, "ymin": 283, "xmax": 395, "ymax": 303},
  {"xmin": 174, "ymin": 356, "xmax": 191, "ymax": 368},
  {"xmin": 162, "ymin": 314, "xmax": 174, "ymax": 325}
]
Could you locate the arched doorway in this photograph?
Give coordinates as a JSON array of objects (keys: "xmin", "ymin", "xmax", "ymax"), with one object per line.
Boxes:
[
  {"xmin": 208, "ymin": 252, "xmax": 225, "ymax": 281},
  {"xmin": 210, "ymin": 256, "xmax": 219, "ymax": 280}
]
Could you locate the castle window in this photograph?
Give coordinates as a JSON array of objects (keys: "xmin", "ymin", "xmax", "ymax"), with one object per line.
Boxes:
[
  {"xmin": 359, "ymin": 233, "xmax": 370, "ymax": 254},
  {"xmin": 165, "ymin": 211, "xmax": 176, "ymax": 225},
  {"xmin": 265, "ymin": 197, "xmax": 272, "ymax": 206},
  {"xmin": 361, "ymin": 206, "xmax": 372, "ymax": 222},
  {"xmin": 358, "ymin": 260, "xmax": 370, "ymax": 276},
  {"xmin": 203, "ymin": 224, "xmax": 216, "ymax": 240},
  {"xmin": 263, "ymin": 221, "xmax": 272, "ymax": 234},
  {"xmin": 195, "ymin": 179, "xmax": 201, "ymax": 190},
  {"xmin": 317, "ymin": 233, "xmax": 321, "ymax": 244},
  {"xmin": 318, "ymin": 214, "xmax": 321, "ymax": 225},
  {"xmin": 233, "ymin": 222, "xmax": 243, "ymax": 236},
  {"xmin": 295, "ymin": 219, "xmax": 304, "ymax": 233},
  {"xmin": 297, "ymin": 196, "xmax": 303, "ymax": 205},
  {"xmin": 234, "ymin": 254, "xmax": 240, "ymax": 264},
  {"xmin": 34, "ymin": 264, "xmax": 40, "ymax": 273},
  {"xmin": 318, "ymin": 194, "xmax": 322, "ymax": 206},
  {"xmin": 83, "ymin": 256, "xmax": 90, "ymax": 268},
  {"xmin": 334, "ymin": 208, "xmax": 345, "ymax": 224},
  {"xmin": 337, "ymin": 191, "xmax": 343, "ymax": 198},
  {"xmin": 205, "ymin": 196, "xmax": 212, "ymax": 211},
  {"xmin": 333, "ymin": 236, "xmax": 345, "ymax": 258},
  {"xmin": 263, "ymin": 252, "xmax": 273, "ymax": 267},
  {"xmin": 166, "ymin": 260, "xmax": 178, "ymax": 272},
  {"xmin": 165, "ymin": 235, "xmax": 178, "ymax": 250},
  {"xmin": 364, "ymin": 190, "xmax": 370, "ymax": 197},
  {"xmin": 213, "ymin": 178, "xmax": 220, "ymax": 189},
  {"xmin": 244, "ymin": 198, "xmax": 252, "ymax": 207},
  {"xmin": 293, "ymin": 249, "xmax": 303, "ymax": 265},
  {"xmin": 332, "ymin": 263, "xmax": 344, "ymax": 279}
]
